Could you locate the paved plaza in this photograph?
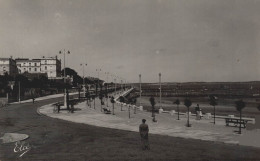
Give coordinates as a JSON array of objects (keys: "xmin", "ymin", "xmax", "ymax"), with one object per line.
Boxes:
[{"xmin": 39, "ymin": 91, "xmax": 260, "ymax": 148}]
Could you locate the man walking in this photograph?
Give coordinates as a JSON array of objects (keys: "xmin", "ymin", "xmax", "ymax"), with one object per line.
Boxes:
[{"xmin": 139, "ymin": 119, "xmax": 150, "ymax": 150}]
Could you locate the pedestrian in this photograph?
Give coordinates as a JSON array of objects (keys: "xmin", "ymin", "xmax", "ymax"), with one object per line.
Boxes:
[
  {"xmin": 195, "ymin": 104, "xmax": 200, "ymax": 120},
  {"xmin": 32, "ymin": 97, "xmax": 35, "ymax": 104},
  {"xmin": 139, "ymin": 119, "xmax": 150, "ymax": 150}
]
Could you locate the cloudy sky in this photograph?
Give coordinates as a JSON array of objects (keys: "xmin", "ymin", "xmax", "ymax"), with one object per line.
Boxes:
[{"xmin": 0, "ymin": 0, "xmax": 260, "ymax": 83}]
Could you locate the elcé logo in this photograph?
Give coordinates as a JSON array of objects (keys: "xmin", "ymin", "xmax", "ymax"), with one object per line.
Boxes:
[{"xmin": 13, "ymin": 141, "xmax": 31, "ymax": 157}]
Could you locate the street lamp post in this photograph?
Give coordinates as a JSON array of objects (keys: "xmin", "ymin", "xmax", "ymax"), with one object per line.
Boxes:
[
  {"xmin": 159, "ymin": 72, "xmax": 162, "ymax": 109},
  {"xmin": 81, "ymin": 63, "xmax": 87, "ymax": 97},
  {"xmin": 114, "ymin": 77, "xmax": 116, "ymax": 94},
  {"xmin": 124, "ymin": 79, "xmax": 126, "ymax": 90},
  {"xmin": 121, "ymin": 79, "xmax": 123, "ymax": 92},
  {"xmin": 18, "ymin": 81, "xmax": 21, "ymax": 103},
  {"xmin": 96, "ymin": 69, "xmax": 101, "ymax": 93},
  {"xmin": 105, "ymin": 72, "xmax": 109, "ymax": 107},
  {"xmin": 59, "ymin": 49, "xmax": 70, "ymax": 109},
  {"xmin": 139, "ymin": 74, "xmax": 141, "ymax": 107}
]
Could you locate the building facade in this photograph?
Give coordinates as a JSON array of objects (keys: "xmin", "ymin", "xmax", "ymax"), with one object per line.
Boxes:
[
  {"xmin": 0, "ymin": 58, "xmax": 18, "ymax": 76},
  {"xmin": 15, "ymin": 56, "xmax": 61, "ymax": 78},
  {"xmin": 39, "ymin": 56, "xmax": 61, "ymax": 78},
  {"xmin": 16, "ymin": 59, "xmax": 41, "ymax": 74}
]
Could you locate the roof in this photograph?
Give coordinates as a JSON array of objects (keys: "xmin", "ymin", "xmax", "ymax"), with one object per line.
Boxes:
[
  {"xmin": 16, "ymin": 59, "xmax": 40, "ymax": 62},
  {"xmin": 0, "ymin": 58, "xmax": 11, "ymax": 60}
]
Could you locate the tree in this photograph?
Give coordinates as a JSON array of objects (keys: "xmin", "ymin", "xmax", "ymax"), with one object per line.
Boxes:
[
  {"xmin": 61, "ymin": 67, "xmax": 83, "ymax": 87},
  {"xmin": 110, "ymin": 96, "xmax": 115, "ymax": 115},
  {"xmin": 209, "ymin": 95, "xmax": 218, "ymax": 124},
  {"xmin": 61, "ymin": 67, "xmax": 78, "ymax": 77},
  {"xmin": 149, "ymin": 96, "xmax": 157, "ymax": 122},
  {"xmin": 119, "ymin": 96, "xmax": 125, "ymax": 111},
  {"xmin": 235, "ymin": 100, "xmax": 246, "ymax": 134},
  {"xmin": 184, "ymin": 98, "xmax": 192, "ymax": 127},
  {"xmin": 174, "ymin": 99, "xmax": 180, "ymax": 120}
]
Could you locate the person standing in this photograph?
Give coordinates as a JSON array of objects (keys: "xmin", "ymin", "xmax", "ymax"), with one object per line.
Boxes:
[
  {"xmin": 139, "ymin": 119, "xmax": 150, "ymax": 150},
  {"xmin": 32, "ymin": 97, "xmax": 35, "ymax": 104},
  {"xmin": 195, "ymin": 104, "xmax": 200, "ymax": 120}
]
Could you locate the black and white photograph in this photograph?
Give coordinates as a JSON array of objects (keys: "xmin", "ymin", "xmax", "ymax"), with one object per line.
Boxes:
[{"xmin": 0, "ymin": 0, "xmax": 260, "ymax": 160}]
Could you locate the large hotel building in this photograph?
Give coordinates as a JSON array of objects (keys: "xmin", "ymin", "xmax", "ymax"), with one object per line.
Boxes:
[{"xmin": 0, "ymin": 56, "xmax": 61, "ymax": 78}]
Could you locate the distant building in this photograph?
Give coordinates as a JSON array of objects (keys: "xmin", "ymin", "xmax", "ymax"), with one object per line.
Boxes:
[
  {"xmin": 16, "ymin": 58, "xmax": 41, "ymax": 74},
  {"xmin": 37, "ymin": 56, "xmax": 61, "ymax": 78},
  {"xmin": 0, "ymin": 57, "xmax": 18, "ymax": 76},
  {"xmin": 15, "ymin": 56, "xmax": 61, "ymax": 78}
]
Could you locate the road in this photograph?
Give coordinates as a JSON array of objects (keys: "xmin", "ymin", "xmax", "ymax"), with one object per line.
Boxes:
[{"xmin": 0, "ymin": 97, "xmax": 260, "ymax": 161}]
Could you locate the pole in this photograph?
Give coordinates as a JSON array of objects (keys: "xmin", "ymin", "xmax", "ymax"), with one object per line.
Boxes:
[
  {"xmin": 59, "ymin": 49, "xmax": 70, "ymax": 109},
  {"xmin": 106, "ymin": 72, "xmax": 109, "ymax": 107},
  {"xmin": 83, "ymin": 64, "xmax": 85, "ymax": 96},
  {"xmin": 187, "ymin": 107, "xmax": 190, "ymax": 127},
  {"xmin": 18, "ymin": 81, "xmax": 21, "ymax": 103},
  {"xmin": 239, "ymin": 110, "xmax": 242, "ymax": 134},
  {"xmin": 63, "ymin": 50, "xmax": 67, "ymax": 109},
  {"xmin": 96, "ymin": 69, "xmax": 101, "ymax": 92},
  {"xmin": 81, "ymin": 64, "xmax": 87, "ymax": 98},
  {"xmin": 139, "ymin": 74, "xmax": 141, "ymax": 107},
  {"xmin": 124, "ymin": 80, "xmax": 126, "ymax": 90},
  {"xmin": 214, "ymin": 106, "xmax": 216, "ymax": 124},
  {"xmin": 159, "ymin": 73, "xmax": 162, "ymax": 109},
  {"xmin": 114, "ymin": 78, "xmax": 116, "ymax": 94},
  {"xmin": 128, "ymin": 106, "xmax": 130, "ymax": 119}
]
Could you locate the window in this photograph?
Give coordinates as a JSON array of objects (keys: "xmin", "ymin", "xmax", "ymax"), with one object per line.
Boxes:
[
  {"xmin": 29, "ymin": 63, "xmax": 31, "ymax": 66},
  {"xmin": 35, "ymin": 68, "xmax": 37, "ymax": 71},
  {"xmin": 35, "ymin": 63, "xmax": 37, "ymax": 66},
  {"xmin": 24, "ymin": 68, "xmax": 26, "ymax": 71},
  {"xmin": 45, "ymin": 66, "xmax": 47, "ymax": 70},
  {"xmin": 29, "ymin": 68, "xmax": 31, "ymax": 71}
]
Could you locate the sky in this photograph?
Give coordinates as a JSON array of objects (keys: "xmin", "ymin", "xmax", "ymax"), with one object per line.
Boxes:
[{"xmin": 0, "ymin": 0, "xmax": 260, "ymax": 83}]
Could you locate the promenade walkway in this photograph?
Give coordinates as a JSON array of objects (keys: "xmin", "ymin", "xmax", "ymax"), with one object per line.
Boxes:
[
  {"xmin": 10, "ymin": 92, "xmax": 79, "ymax": 104},
  {"xmin": 39, "ymin": 90, "xmax": 260, "ymax": 148}
]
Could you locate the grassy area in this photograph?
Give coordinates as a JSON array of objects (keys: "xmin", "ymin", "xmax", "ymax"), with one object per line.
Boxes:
[
  {"xmin": 24, "ymin": 121, "xmax": 260, "ymax": 161},
  {"xmin": 136, "ymin": 96, "xmax": 260, "ymax": 117}
]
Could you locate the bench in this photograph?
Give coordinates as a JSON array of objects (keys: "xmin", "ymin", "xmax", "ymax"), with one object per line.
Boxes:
[
  {"xmin": 162, "ymin": 111, "xmax": 170, "ymax": 113},
  {"xmin": 103, "ymin": 108, "xmax": 111, "ymax": 114},
  {"xmin": 225, "ymin": 118, "xmax": 251, "ymax": 128}
]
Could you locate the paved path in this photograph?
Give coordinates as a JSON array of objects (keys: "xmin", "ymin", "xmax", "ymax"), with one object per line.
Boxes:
[
  {"xmin": 10, "ymin": 92, "xmax": 80, "ymax": 104},
  {"xmin": 39, "ymin": 91, "xmax": 260, "ymax": 148}
]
